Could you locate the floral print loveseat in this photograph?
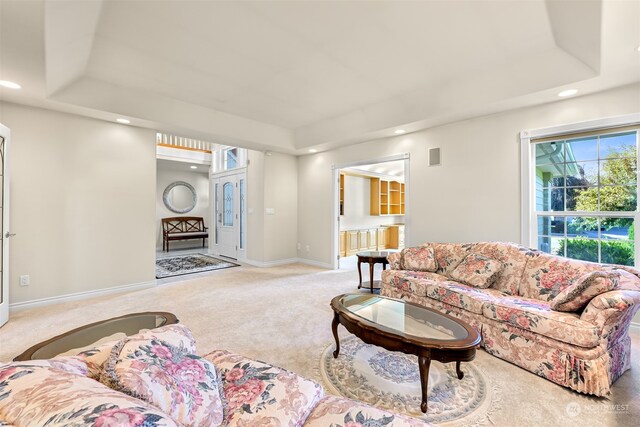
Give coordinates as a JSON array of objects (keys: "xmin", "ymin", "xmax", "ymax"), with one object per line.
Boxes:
[
  {"xmin": 0, "ymin": 324, "xmax": 427, "ymax": 427},
  {"xmin": 381, "ymin": 242, "xmax": 640, "ymax": 397}
]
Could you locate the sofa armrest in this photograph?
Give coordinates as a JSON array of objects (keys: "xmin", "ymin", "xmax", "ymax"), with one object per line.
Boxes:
[
  {"xmin": 387, "ymin": 252, "xmax": 402, "ymax": 270},
  {"xmin": 580, "ymin": 290, "xmax": 640, "ymax": 333}
]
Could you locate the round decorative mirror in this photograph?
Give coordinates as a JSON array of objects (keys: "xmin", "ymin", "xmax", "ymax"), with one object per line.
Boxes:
[{"xmin": 163, "ymin": 181, "xmax": 197, "ymax": 214}]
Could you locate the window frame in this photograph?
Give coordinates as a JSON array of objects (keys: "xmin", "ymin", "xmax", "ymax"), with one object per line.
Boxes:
[{"xmin": 521, "ymin": 113, "xmax": 640, "ymax": 265}]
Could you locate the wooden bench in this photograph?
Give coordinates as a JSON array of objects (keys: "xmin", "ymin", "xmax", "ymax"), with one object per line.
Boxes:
[{"xmin": 162, "ymin": 217, "xmax": 208, "ymax": 252}]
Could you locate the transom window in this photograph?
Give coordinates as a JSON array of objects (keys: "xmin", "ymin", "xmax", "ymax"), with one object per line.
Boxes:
[{"xmin": 533, "ymin": 128, "xmax": 638, "ymax": 265}]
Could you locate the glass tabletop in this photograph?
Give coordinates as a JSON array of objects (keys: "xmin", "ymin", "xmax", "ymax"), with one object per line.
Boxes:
[
  {"xmin": 20, "ymin": 312, "xmax": 176, "ymax": 361},
  {"xmin": 356, "ymin": 251, "xmax": 395, "ymax": 258},
  {"xmin": 337, "ymin": 294, "xmax": 469, "ymax": 342}
]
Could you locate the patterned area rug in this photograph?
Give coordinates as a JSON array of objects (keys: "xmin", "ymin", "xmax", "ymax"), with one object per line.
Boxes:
[
  {"xmin": 320, "ymin": 336, "xmax": 500, "ymax": 426},
  {"xmin": 155, "ymin": 254, "xmax": 239, "ymax": 278}
]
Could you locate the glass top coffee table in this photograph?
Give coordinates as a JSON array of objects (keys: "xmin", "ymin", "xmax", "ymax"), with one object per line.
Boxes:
[
  {"xmin": 330, "ymin": 294, "xmax": 480, "ymax": 413},
  {"xmin": 14, "ymin": 312, "xmax": 178, "ymax": 361}
]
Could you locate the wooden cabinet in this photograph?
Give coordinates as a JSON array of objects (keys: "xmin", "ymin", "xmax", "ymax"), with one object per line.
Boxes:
[
  {"xmin": 368, "ymin": 228, "xmax": 378, "ymax": 250},
  {"xmin": 346, "ymin": 230, "xmax": 360, "ymax": 256},
  {"xmin": 378, "ymin": 228, "xmax": 387, "ymax": 249},
  {"xmin": 387, "ymin": 225, "xmax": 405, "ymax": 249},
  {"xmin": 342, "ymin": 227, "xmax": 388, "ymax": 255},
  {"xmin": 370, "ymin": 178, "xmax": 405, "ymax": 216}
]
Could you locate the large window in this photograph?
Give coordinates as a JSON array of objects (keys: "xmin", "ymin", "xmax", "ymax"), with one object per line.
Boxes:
[{"xmin": 533, "ymin": 128, "xmax": 638, "ymax": 265}]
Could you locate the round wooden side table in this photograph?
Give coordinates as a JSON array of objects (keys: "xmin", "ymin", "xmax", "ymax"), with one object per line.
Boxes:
[{"xmin": 356, "ymin": 251, "xmax": 393, "ymax": 293}]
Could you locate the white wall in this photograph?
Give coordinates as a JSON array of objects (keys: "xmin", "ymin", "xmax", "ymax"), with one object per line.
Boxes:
[
  {"xmin": 156, "ymin": 163, "xmax": 210, "ymax": 250},
  {"xmin": 341, "ymin": 174, "xmax": 403, "ymax": 230},
  {"xmin": 298, "ymin": 84, "xmax": 640, "ymax": 266},
  {"xmin": 245, "ymin": 151, "xmax": 298, "ymax": 264},
  {"xmin": 0, "ymin": 102, "xmax": 157, "ymax": 304}
]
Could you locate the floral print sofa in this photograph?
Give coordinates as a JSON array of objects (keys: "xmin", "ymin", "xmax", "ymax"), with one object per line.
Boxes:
[
  {"xmin": 381, "ymin": 242, "xmax": 640, "ymax": 397},
  {"xmin": 0, "ymin": 324, "xmax": 427, "ymax": 427}
]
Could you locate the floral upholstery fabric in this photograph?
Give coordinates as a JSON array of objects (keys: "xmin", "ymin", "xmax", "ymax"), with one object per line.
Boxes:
[
  {"xmin": 471, "ymin": 242, "xmax": 533, "ymax": 295},
  {"xmin": 425, "ymin": 281, "xmax": 505, "ymax": 314},
  {"xmin": 612, "ymin": 268, "xmax": 640, "ymax": 291},
  {"xmin": 203, "ymin": 350, "xmax": 324, "ymax": 427},
  {"xmin": 581, "ymin": 290, "xmax": 640, "ymax": 329},
  {"xmin": 305, "ymin": 396, "xmax": 425, "ymax": 427},
  {"xmin": 482, "ymin": 297, "xmax": 600, "ymax": 348},
  {"xmin": 72, "ymin": 323, "xmax": 196, "ymax": 380},
  {"xmin": 382, "ymin": 250, "xmax": 640, "ymax": 397},
  {"xmin": 0, "ymin": 364, "xmax": 178, "ymax": 427},
  {"xmin": 401, "ymin": 246, "xmax": 437, "ymax": 272},
  {"xmin": 387, "ymin": 251, "xmax": 403, "ymax": 270},
  {"xmin": 430, "ymin": 242, "xmax": 476, "ymax": 275},
  {"xmin": 519, "ymin": 252, "xmax": 604, "ymax": 302},
  {"xmin": 449, "ymin": 254, "xmax": 505, "ymax": 288},
  {"xmin": 102, "ymin": 338, "xmax": 224, "ymax": 427},
  {"xmin": 550, "ymin": 271, "xmax": 620, "ymax": 312},
  {"xmin": 381, "ymin": 270, "xmax": 449, "ymax": 297}
]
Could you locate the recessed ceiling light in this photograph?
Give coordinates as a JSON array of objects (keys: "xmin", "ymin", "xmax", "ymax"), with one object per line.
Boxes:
[
  {"xmin": 190, "ymin": 165, "xmax": 198, "ymax": 169},
  {"xmin": 394, "ymin": 129, "xmax": 406, "ymax": 135},
  {"xmin": 558, "ymin": 89, "xmax": 578, "ymax": 97},
  {"xmin": 375, "ymin": 168, "xmax": 385, "ymax": 173},
  {"xmin": 0, "ymin": 80, "xmax": 21, "ymax": 89},
  {"xmin": 636, "ymin": 45, "xmax": 640, "ymax": 52},
  {"xmin": 116, "ymin": 118, "xmax": 131, "ymax": 124},
  {"xmin": 309, "ymin": 149, "xmax": 318, "ymax": 153}
]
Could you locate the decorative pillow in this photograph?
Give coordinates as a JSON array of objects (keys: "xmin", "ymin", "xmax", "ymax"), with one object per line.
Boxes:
[
  {"xmin": 70, "ymin": 323, "xmax": 196, "ymax": 379},
  {"xmin": 550, "ymin": 271, "xmax": 620, "ymax": 312},
  {"xmin": 0, "ymin": 364, "xmax": 178, "ymax": 427},
  {"xmin": 449, "ymin": 253, "xmax": 504, "ymax": 288},
  {"xmin": 401, "ymin": 247, "xmax": 437, "ymax": 272},
  {"xmin": 102, "ymin": 338, "xmax": 224, "ymax": 427}
]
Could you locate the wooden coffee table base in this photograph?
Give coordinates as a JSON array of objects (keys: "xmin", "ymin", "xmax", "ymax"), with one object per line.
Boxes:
[{"xmin": 331, "ymin": 311, "xmax": 476, "ymax": 414}]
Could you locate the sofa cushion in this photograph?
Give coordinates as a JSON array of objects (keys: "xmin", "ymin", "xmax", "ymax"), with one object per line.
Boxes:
[
  {"xmin": 471, "ymin": 242, "xmax": 533, "ymax": 295},
  {"xmin": 402, "ymin": 246, "xmax": 437, "ymax": 272},
  {"xmin": 550, "ymin": 271, "xmax": 620, "ymax": 312},
  {"xmin": 305, "ymin": 395, "xmax": 426, "ymax": 427},
  {"xmin": 519, "ymin": 252, "xmax": 605, "ymax": 302},
  {"xmin": 102, "ymin": 338, "xmax": 224, "ymax": 427},
  {"xmin": 71, "ymin": 323, "xmax": 196, "ymax": 380},
  {"xmin": 0, "ymin": 363, "xmax": 178, "ymax": 427},
  {"xmin": 203, "ymin": 350, "xmax": 324, "ymax": 427},
  {"xmin": 430, "ymin": 242, "xmax": 476, "ymax": 275},
  {"xmin": 482, "ymin": 297, "xmax": 600, "ymax": 348},
  {"xmin": 449, "ymin": 253, "xmax": 505, "ymax": 288},
  {"xmin": 425, "ymin": 281, "xmax": 506, "ymax": 314},
  {"xmin": 382, "ymin": 270, "xmax": 450, "ymax": 297}
]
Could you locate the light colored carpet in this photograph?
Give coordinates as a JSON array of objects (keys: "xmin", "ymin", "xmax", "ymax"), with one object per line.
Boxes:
[{"xmin": 0, "ymin": 263, "xmax": 638, "ymax": 426}]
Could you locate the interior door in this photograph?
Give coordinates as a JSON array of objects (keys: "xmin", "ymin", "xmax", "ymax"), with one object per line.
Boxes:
[
  {"xmin": 217, "ymin": 175, "xmax": 238, "ymax": 259},
  {"xmin": 0, "ymin": 124, "xmax": 10, "ymax": 327}
]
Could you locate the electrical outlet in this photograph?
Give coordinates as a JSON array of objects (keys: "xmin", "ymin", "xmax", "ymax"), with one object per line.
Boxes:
[{"xmin": 19, "ymin": 275, "xmax": 30, "ymax": 286}]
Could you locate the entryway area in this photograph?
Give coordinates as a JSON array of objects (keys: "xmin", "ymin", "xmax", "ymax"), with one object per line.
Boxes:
[{"xmin": 155, "ymin": 134, "xmax": 245, "ymax": 281}]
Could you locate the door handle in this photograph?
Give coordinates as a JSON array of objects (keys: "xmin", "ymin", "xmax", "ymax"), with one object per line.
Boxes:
[{"xmin": 4, "ymin": 231, "xmax": 16, "ymax": 238}]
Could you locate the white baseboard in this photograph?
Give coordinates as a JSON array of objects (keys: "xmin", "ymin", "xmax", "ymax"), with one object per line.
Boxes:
[
  {"xmin": 9, "ymin": 280, "xmax": 157, "ymax": 312},
  {"xmin": 244, "ymin": 258, "xmax": 300, "ymax": 268},
  {"xmin": 296, "ymin": 258, "xmax": 333, "ymax": 269},
  {"xmin": 244, "ymin": 257, "xmax": 333, "ymax": 269}
]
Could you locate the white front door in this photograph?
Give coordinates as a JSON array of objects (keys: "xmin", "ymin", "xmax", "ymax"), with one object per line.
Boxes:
[
  {"xmin": 0, "ymin": 124, "xmax": 10, "ymax": 327},
  {"xmin": 217, "ymin": 175, "xmax": 239, "ymax": 259}
]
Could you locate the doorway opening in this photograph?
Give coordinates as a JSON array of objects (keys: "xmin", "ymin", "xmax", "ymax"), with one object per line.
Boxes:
[
  {"xmin": 156, "ymin": 158, "xmax": 211, "ymax": 257},
  {"xmin": 332, "ymin": 154, "xmax": 410, "ymax": 291}
]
